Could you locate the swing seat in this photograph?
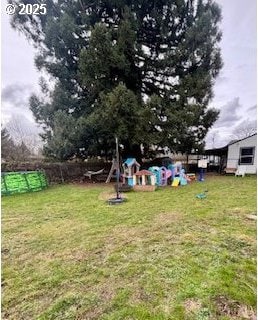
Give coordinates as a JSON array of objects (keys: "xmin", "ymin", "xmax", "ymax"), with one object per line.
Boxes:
[{"xmin": 84, "ymin": 168, "xmax": 104, "ymax": 180}]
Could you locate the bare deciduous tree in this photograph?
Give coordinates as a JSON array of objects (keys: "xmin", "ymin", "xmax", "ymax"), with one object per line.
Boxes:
[
  {"xmin": 231, "ymin": 120, "xmax": 257, "ymax": 140},
  {"xmin": 211, "ymin": 130, "xmax": 219, "ymax": 148},
  {"xmin": 6, "ymin": 115, "xmax": 43, "ymax": 156},
  {"xmin": 1, "ymin": 127, "xmax": 15, "ymax": 161},
  {"xmin": 1, "ymin": 126, "xmax": 31, "ymax": 161}
]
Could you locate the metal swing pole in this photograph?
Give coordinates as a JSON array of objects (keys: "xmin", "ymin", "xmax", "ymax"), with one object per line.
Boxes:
[
  {"xmin": 115, "ymin": 137, "xmax": 120, "ymax": 199},
  {"xmin": 107, "ymin": 137, "xmax": 126, "ymax": 205}
]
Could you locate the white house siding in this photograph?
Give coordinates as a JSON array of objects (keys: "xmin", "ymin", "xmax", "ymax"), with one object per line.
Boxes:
[{"xmin": 226, "ymin": 135, "xmax": 257, "ymax": 174}]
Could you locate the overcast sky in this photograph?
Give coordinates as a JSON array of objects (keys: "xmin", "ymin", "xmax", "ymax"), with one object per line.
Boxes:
[{"xmin": 1, "ymin": 0, "xmax": 257, "ymax": 148}]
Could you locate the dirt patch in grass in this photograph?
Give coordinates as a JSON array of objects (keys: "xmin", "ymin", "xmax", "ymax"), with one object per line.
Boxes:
[
  {"xmin": 34, "ymin": 248, "xmax": 92, "ymax": 263},
  {"xmin": 77, "ymin": 307, "xmax": 103, "ymax": 320},
  {"xmin": 132, "ymin": 287, "xmax": 156, "ymax": 303},
  {"xmin": 184, "ymin": 298, "xmax": 202, "ymax": 314},
  {"xmin": 154, "ymin": 212, "xmax": 182, "ymax": 226},
  {"xmin": 215, "ymin": 296, "xmax": 256, "ymax": 319},
  {"xmin": 75, "ymin": 285, "xmax": 116, "ymax": 320},
  {"xmin": 98, "ymin": 190, "xmax": 127, "ymax": 201},
  {"xmin": 110, "ymin": 225, "xmax": 142, "ymax": 239},
  {"xmin": 70, "ymin": 182, "xmax": 111, "ymax": 188},
  {"xmin": 87, "ymin": 289, "xmax": 114, "ymax": 319}
]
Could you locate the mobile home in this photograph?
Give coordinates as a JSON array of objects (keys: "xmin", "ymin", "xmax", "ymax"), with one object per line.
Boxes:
[{"xmin": 226, "ymin": 134, "xmax": 256, "ymax": 174}]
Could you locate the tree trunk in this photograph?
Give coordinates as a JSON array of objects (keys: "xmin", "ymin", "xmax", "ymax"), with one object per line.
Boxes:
[{"xmin": 186, "ymin": 153, "xmax": 189, "ymax": 172}]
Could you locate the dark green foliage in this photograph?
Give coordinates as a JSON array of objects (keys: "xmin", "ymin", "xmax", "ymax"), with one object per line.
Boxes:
[
  {"xmin": 10, "ymin": 0, "xmax": 222, "ymax": 160},
  {"xmin": 43, "ymin": 111, "xmax": 78, "ymax": 160}
]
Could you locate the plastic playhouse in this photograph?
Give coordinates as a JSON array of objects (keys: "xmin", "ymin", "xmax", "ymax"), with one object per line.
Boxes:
[
  {"xmin": 133, "ymin": 170, "xmax": 156, "ymax": 191},
  {"xmin": 148, "ymin": 166, "xmax": 171, "ymax": 186},
  {"xmin": 122, "ymin": 158, "xmax": 140, "ymax": 186}
]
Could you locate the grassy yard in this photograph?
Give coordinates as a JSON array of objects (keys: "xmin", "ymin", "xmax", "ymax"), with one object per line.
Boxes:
[{"xmin": 2, "ymin": 176, "xmax": 256, "ymax": 320}]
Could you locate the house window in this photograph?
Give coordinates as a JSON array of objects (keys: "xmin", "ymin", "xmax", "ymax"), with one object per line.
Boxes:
[{"xmin": 239, "ymin": 147, "xmax": 255, "ymax": 165}]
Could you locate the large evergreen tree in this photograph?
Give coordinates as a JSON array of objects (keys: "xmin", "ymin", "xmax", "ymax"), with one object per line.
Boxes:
[{"xmin": 10, "ymin": 0, "xmax": 222, "ymax": 160}]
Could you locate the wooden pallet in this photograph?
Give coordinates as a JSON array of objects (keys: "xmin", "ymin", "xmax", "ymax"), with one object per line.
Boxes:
[{"xmin": 224, "ymin": 168, "xmax": 236, "ymax": 174}]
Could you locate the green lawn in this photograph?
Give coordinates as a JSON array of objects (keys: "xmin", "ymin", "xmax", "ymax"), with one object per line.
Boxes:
[{"xmin": 2, "ymin": 176, "xmax": 257, "ymax": 320}]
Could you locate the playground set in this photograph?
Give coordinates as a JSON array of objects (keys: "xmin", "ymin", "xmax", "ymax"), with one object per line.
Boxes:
[
  {"xmin": 1, "ymin": 135, "xmax": 206, "ymax": 200},
  {"xmin": 116, "ymin": 157, "xmax": 204, "ymax": 192}
]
